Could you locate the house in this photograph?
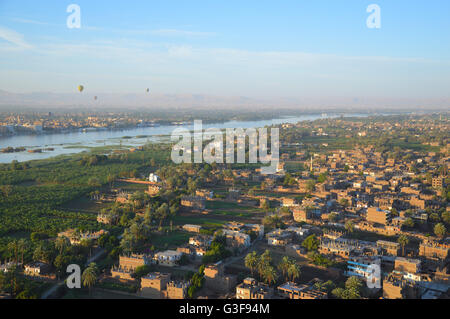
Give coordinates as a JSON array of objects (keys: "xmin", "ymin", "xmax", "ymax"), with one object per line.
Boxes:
[
  {"xmin": 419, "ymin": 240, "xmax": 449, "ymax": 260},
  {"xmin": 182, "ymin": 224, "xmax": 202, "ymax": 233},
  {"xmin": 148, "ymin": 173, "xmax": 161, "ymax": 183},
  {"xmin": 140, "ymin": 272, "xmax": 171, "ymax": 298},
  {"xmin": 146, "ymin": 184, "xmax": 162, "ymax": 196},
  {"xmin": 24, "ymin": 262, "xmax": 51, "ymax": 276},
  {"xmin": 111, "ymin": 254, "xmax": 152, "ymax": 281},
  {"xmin": 366, "ymin": 207, "xmax": 392, "ymax": 225},
  {"xmin": 196, "ymin": 189, "xmax": 214, "ymax": 199},
  {"xmin": 222, "ymin": 229, "xmax": 251, "ymax": 249},
  {"xmin": 58, "ymin": 229, "xmax": 108, "ymax": 245},
  {"xmin": 266, "ymin": 229, "xmax": 293, "ymax": 246},
  {"xmin": 377, "ymin": 240, "xmax": 401, "ymax": 256},
  {"xmin": 181, "ymin": 196, "xmax": 206, "ymax": 210},
  {"xmin": 204, "ymin": 262, "xmax": 237, "ymax": 294},
  {"xmin": 97, "ymin": 213, "xmax": 118, "ymax": 225},
  {"xmin": 277, "ymin": 282, "xmax": 327, "ymax": 299},
  {"xmin": 281, "ymin": 197, "xmax": 299, "ymax": 207},
  {"xmin": 154, "ymin": 250, "xmax": 183, "ymax": 267},
  {"xmin": 345, "ymin": 256, "xmax": 382, "ymax": 289},
  {"xmin": 163, "ymin": 281, "xmax": 190, "ymax": 299},
  {"xmin": 236, "ymin": 278, "xmax": 274, "ymax": 299}
]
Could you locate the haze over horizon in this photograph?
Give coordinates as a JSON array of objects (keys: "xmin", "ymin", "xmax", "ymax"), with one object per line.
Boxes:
[{"xmin": 1, "ymin": 1, "xmax": 450, "ymax": 109}]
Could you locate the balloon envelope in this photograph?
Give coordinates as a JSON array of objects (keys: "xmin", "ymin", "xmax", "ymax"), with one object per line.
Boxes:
[{"xmin": 77, "ymin": 85, "xmax": 84, "ymax": 93}]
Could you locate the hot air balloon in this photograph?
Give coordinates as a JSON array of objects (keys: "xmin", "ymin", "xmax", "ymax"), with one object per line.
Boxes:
[
  {"xmin": 94, "ymin": 96, "xmax": 98, "ymax": 100},
  {"xmin": 77, "ymin": 85, "xmax": 84, "ymax": 93},
  {"xmin": 146, "ymin": 88, "xmax": 150, "ymax": 93}
]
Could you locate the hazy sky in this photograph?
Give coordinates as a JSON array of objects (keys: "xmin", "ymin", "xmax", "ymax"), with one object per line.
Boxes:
[{"xmin": 0, "ymin": 0, "xmax": 449, "ymax": 99}]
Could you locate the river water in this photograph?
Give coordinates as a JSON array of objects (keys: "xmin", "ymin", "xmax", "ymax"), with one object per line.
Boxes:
[{"xmin": 0, "ymin": 113, "xmax": 369, "ymax": 163}]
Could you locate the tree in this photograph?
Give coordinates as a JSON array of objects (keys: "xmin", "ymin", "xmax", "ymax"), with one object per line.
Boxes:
[
  {"xmin": 332, "ymin": 276, "xmax": 364, "ymax": 299},
  {"xmin": 7, "ymin": 240, "xmax": 18, "ymax": 264},
  {"xmin": 344, "ymin": 276, "xmax": 364, "ymax": 299},
  {"xmin": 434, "ymin": 223, "xmax": 447, "ymax": 239},
  {"xmin": 402, "ymin": 217, "xmax": 415, "ymax": 228},
  {"xmin": 328, "ymin": 212, "xmax": 339, "ymax": 222},
  {"xmin": 82, "ymin": 263, "xmax": 98, "ymax": 294},
  {"xmin": 261, "ymin": 265, "xmax": 277, "ymax": 285},
  {"xmin": 133, "ymin": 265, "xmax": 153, "ymax": 279},
  {"xmin": 107, "ymin": 174, "xmax": 116, "ymax": 188},
  {"xmin": 277, "ymin": 256, "xmax": 292, "ymax": 281},
  {"xmin": 397, "ymin": 235, "xmax": 409, "ymax": 256},
  {"xmin": 302, "ymin": 234, "xmax": 320, "ymax": 252},
  {"xmin": 257, "ymin": 250, "xmax": 273, "ymax": 279},
  {"xmin": 17, "ymin": 239, "xmax": 26, "ymax": 265},
  {"xmin": 442, "ymin": 211, "xmax": 450, "ymax": 225},
  {"xmin": 306, "ymin": 180, "xmax": 316, "ymax": 193},
  {"xmin": 345, "ymin": 221, "xmax": 354, "ymax": 234},
  {"xmin": 287, "ymin": 263, "xmax": 301, "ymax": 282},
  {"xmin": 155, "ymin": 203, "xmax": 169, "ymax": 228},
  {"xmin": 55, "ymin": 237, "xmax": 69, "ymax": 255},
  {"xmin": 244, "ymin": 251, "xmax": 259, "ymax": 277},
  {"xmin": 0, "ymin": 185, "xmax": 13, "ymax": 198}
]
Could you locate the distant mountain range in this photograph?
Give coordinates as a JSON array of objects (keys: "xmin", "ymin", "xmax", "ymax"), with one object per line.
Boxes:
[{"xmin": 0, "ymin": 90, "xmax": 448, "ymax": 112}]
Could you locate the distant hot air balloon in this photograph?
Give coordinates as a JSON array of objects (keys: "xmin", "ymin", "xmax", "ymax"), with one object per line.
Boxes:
[
  {"xmin": 77, "ymin": 85, "xmax": 84, "ymax": 93},
  {"xmin": 94, "ymin": 96, "xmax": 98, "ymax": 100},
  {"xmin": 146, "ymin": 88, "xmax": 150, "ymax": 93}
]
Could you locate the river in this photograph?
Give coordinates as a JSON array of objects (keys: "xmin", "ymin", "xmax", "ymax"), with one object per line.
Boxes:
[{"xmin": 0, "ymin": 113, "xmax": 370, "ymax": 163}]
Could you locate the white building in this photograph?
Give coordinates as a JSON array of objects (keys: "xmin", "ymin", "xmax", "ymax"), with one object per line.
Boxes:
[
  {"xmin": 154, "ymin": 250, "xmax": 183, "ymax": 267},
  {"xmin": 149, "ymin": 173, "xmax": 161, "ymax": 183}
]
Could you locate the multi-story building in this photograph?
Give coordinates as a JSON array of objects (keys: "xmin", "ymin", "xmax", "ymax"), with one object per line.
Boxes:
[
  {"xmin": 204, "ymin": 262, "xmax": 237, "ymax": 294},
  {"xmin": 140, "ymin": 273, "xmax": 171, "ymax": 298},
  {"xmin": 163, "ymin": 281, "xmax": 190, "ymax": 299},
  {"xmin": 277, "ymin": 282, "xmax": 327, "ymax": 299},
  {"xmin": 236, "ymin": 278, "xmax": 274, "ymax": 299},
  {"xmin": 419, "ymin": 241, "xmax": 449, "ymax": 260},
  {"xmin": 182, "ymin": 224, "xmax": 202, "ymax": 233},
  {"xmin": 181, "ymin": 196, "xmax": 206, "ymax": 210},
  {"xmin": 345, "ymin": 256, "xmax": 381, "ymax": 289},
  {"xmin": 394, "ymin": 257, "xmax": 421, "ymax": 274},
  {"xmin": 154, "ymin": 250, "xmax": 183, "ymax": 267},
  {"xmin": 366, "ymin": 207, "xmax": 392, "ymax": 225},
  {"xmin": 222, "ymin": 229, "xmax": 251, "ymax": 250},
  {"xmin": 377, "ymin": 240, "xmax": 401, "ymax": 256}
]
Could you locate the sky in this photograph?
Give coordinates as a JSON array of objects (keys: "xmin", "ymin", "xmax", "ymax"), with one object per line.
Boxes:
[{"xmin": 0, "ymin": 0, "xmax": 449, "ymax": 101}]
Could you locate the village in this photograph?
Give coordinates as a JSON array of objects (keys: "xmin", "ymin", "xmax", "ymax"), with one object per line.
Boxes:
[{"xmin": 0, "ymin": 115, "xmax": 449, "ymax": 300}]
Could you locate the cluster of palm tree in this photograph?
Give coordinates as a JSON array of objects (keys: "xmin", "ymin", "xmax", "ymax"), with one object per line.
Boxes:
[
  {"xmin": 397, "ymin": 234, "xmax": 409, "ymax": 256},
  {"xmin": 245, "ymin": 250, "xmax": 301, "ymax": 286},
  {"xmin": 7, "ymin": 239, "xmax": 27, "ymax": 265},
  {"xmin": 277, "ymin": 256, "xmax": 301, "ymax": 282}
]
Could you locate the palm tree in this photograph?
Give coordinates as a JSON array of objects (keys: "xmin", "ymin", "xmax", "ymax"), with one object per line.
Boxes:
[
  {"xmin": 244, "ymin": 251, "xmax": 259, "ymax": 277},
  {"xmin": 17, "ymin": 239, "xmax": 26, "ymax": 265},
  {"xmin": 55, "ymin": 237, "xmax": 69, "ymax": 255},
  {"xmin": 277, "ymin": 256, "xmax": 292, "ymax": 281},
  {"xmin": 287, "ymin": 263, "xmax": 301, "ymax": 282},
  {"xmin": 7, "ymin": 240, "xmax": 18, "ymax": 264},
  {"xmin": 397, "ymin": 235, "xmax": 409, "ymax": 256},
  {"xmin": 82, "ymin": 263, "xmax": 98, "ymax": 295},
  {"xmin": 262, "ymin": 266, "xmax": 277, "ymax": 285},
  {"xmin": 257, "ymin": 250, "xmax": 272, "ymax": 279}
]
